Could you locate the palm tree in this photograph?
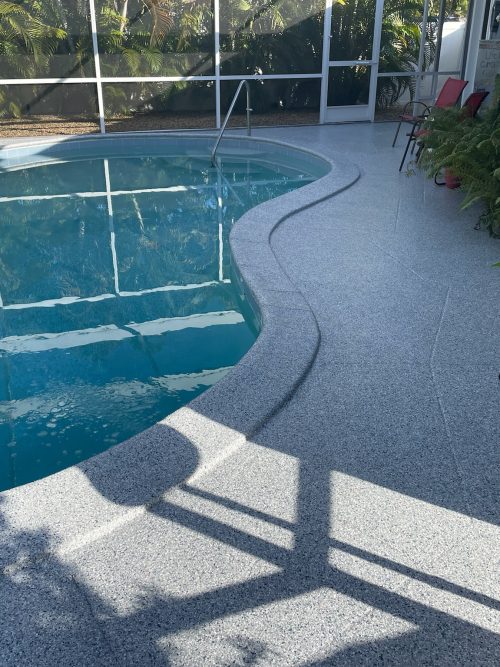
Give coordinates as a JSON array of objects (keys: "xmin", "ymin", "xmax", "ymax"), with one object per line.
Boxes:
[
  {"xmin": 0, "ymin": 1, "xmax": 66, "ymax": 78},
  {"xmin": 377, "ymin": 0, "xmax": 431, "ymax": 109},
  {"xmin": 0, "ymin": 0, "xmax": 445, "ymax": 122},
  {"xmin": 329, "ymin": 0, "xmax": 436, "ymax": 110},
  {"xmin": 0, "ymin": 1, "xmax": 67, "ymax": 116}
]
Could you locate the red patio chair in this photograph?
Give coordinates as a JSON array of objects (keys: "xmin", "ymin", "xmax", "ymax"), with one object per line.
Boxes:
[
  {"xmin": 392, "ymin": 77, "xmax": 468, "ymax": 148},
  {"xmin": 399, "ymin": 90, "xmax": 489, "ymax": 172},
  {"xmin": 459, "ymin": 90, "xmax": 490, "ymax": 118}
]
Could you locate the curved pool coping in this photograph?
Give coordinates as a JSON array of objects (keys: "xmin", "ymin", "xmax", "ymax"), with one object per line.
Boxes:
[{"xmin": 0, "ymin": 132, "xmax": 359, "ymax": 571}]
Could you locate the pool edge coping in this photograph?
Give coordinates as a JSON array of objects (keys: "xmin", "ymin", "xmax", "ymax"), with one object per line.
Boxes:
[{"xmin": 0, "ymin": 132, "xmax": 360, "ymax": 572}]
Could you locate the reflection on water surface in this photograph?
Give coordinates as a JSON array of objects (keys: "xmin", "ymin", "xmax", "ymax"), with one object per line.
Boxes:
[{"xmin": 0, "ymin": 151, "xmax": 317, "ymax": 490}]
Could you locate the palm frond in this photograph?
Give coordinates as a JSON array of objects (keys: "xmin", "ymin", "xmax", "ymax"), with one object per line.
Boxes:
[{"xmin": 143, "ymin": 0, "xmax": 174, "ymax": 46}]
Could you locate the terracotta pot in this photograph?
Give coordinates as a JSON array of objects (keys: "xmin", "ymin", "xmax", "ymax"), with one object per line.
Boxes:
[{"xmin": 444, "ymin": 168, "xmax": 461, "ymax": 189}]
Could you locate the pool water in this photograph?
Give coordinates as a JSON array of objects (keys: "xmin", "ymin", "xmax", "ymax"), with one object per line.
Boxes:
[{"xmin": 0, "ymin": 141, "xmax": 325, "ymax": 491}]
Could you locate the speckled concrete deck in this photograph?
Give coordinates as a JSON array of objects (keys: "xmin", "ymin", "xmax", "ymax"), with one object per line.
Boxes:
[{"xmin": 1, "ymin": 124, "xmax": 499, "ymax": 666}]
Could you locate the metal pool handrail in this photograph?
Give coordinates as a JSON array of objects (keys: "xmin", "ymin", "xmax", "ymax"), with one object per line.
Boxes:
[{"xmin": 211, "ymin": 80, "xmax": 252, "ymax": 166}]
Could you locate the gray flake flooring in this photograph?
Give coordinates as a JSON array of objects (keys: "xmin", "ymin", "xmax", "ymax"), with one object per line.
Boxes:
[{"xmin": 1, "ymin": 124, "xmax": 499, "ymax": 665}]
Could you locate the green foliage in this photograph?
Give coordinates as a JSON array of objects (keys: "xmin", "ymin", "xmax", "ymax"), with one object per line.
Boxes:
[
  {"xmin": 97, "ymin": 0, "xmax": 215, "ymax": 78},
  {"xmin": 330, "ymin": 0, "xmax": 431, "ymax": 109},
  {"xmin": 219, "ymin": 0, "xmax": 324, "ymax": 77},
  {"xmin": 0, "ymin": 0, "xmax": 95, "ymax": 117},
  {"xmin": 419, "ymin": 77, "xmax": 500, "ymax": 237},
  {"xmin": 0, "ymin": 0, "xmax": 66, "ymax": 77},
  {"xmin": 0, "ymin": 0, "xmax": 454, "ymax": 119}
]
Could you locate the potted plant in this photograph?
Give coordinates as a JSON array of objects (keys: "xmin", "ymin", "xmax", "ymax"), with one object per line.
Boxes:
[
  {"xmin": 442, "ymin": 167, "xmax": 461, "ymax": 189},
  {"xmin": 418, "ymin": 77, "xmax": 500, "ymax": 237}
]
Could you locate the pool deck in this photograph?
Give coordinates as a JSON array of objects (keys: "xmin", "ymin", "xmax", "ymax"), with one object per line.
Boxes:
[{"xmin": 1, "ymin": 123, "xmax": 499, "ymax": 665}]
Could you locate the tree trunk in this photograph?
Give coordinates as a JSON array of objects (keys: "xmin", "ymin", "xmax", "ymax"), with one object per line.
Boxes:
[
  {"xmin": 57, "ymin": 4, "xmax": 76, "ymax": 53},
  {"xmin": 120, "ymin": 0, "xmax": 129, "ymax": 34}
]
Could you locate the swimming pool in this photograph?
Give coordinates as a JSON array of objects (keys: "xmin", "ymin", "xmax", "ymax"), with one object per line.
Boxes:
[{"xmin": 0, "ymin": 135, "xmax": 329, "ymax": 491}]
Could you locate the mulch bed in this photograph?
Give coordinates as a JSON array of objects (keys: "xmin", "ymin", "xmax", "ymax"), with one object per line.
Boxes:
[{"xmin": 0, "ymin": 110, "xmax": 320, "ymax": 139}]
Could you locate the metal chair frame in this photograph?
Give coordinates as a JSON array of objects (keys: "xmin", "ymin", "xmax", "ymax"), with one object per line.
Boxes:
[
  {"xmin": 392, "ymin": 77, "xmax": 468, "ymax": 149},
  {"xmin": 391, "ymin": 101, "xmax": 432, "ymax": 148},
  {"xmin": 399, "ymin": 90, "xmax": 489, "ymax": 173}
]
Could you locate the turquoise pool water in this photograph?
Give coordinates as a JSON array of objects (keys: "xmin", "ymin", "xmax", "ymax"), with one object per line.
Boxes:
[{"xmin": 0, "ymin": 138, "xmax": 327, "ymax": 491}]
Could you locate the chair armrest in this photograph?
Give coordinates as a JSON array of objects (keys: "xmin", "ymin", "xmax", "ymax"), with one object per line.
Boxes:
[{"xmin": 400, "ymin": 100, "xmax": 432, "ymax": 121}]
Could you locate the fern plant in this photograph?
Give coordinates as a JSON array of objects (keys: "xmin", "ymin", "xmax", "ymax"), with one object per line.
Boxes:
[{"xmin": 419, "ymin": 78, "xmax": 500, "ymax": 237}]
